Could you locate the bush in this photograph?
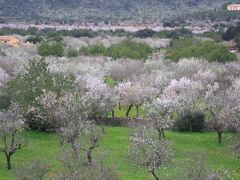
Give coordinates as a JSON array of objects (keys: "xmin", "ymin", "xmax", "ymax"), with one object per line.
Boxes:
[
  {"xmin": 134, "ymin": 29, "xmax": 156, "ymax": 38},
  {"xmin": 154, "ymin": 28, "xmax": 192, "ymax": 39},
  {"xmin": 235, "ymin": 33, "xmax": 240, "ymax": 50},
  {"xmin": 80, "ymin": 39, "xmax": 152, "ymax": 60},
  {"xmin": 0, "ymin": 94, "xmax": 11, "ymax": 110},
  {"xmin": 6, "ymin": 58, "xmax": 75, "ymax": 131},
  {"xmin": 25, "ymin": 36, "xmax": 43, "ymax": 44},
  {"xmin": 12, "ymin": 159, "xmax": 49, "ymax": 180},
  {"xmin": 67, "ymin": 48, "xmax": 79, "ymax": 57},
  {"xmin": 166, "ymin": 38, "xmax": 237, "ymax": 62},
  {"xmin": 174, "ymin": 111, "xmax": 205, "ymax": 132},
  {"xmin": 80, "ymin": 44, "xmax": 106, "ymax": 56},
  {"xmin": 38, "ymin": 42, "xmax": 64, "ymax": 57}
]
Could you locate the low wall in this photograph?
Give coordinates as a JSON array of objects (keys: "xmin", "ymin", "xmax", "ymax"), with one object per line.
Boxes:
[{"xmin": 102, "ymin": 117, "xmax": 150, "ymax": 127}]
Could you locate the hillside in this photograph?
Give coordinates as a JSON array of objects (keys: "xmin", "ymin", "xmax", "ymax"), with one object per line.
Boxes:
[{"xmin": 0, "ymin": 0, "xmax": 236, "ymax": 24}]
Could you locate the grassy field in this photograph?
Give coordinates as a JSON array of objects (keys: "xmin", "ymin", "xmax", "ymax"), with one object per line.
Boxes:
[{"xmin": 0, "ymin": 127, "xmax": 239, "ymax": 180}]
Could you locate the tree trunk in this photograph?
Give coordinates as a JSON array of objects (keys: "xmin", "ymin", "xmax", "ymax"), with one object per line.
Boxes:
[
  {"xmin": 6, "ymin": 154, "xmax": 11, "ymax": 170},
  {"xmin": 71, "ymin": 142, "xmax": 78, "ymax": 159},
  {"xmin": 162, "ymin": 128, "xmax": 165, "ymax": 139},
  {"xmin": 150, "ymin": 168, "xmax": 159, "ymax": 180},
  {"xmin": 189, "ymin": 119, "xmax": 193, "ymax": 132},
  {"xmin": 136, "ymin": 105, "xmax": 139, "ymax": 118},
  {"xmin": 119, "ymin": 102, "xmax": 121, "ymax": 110},
  {"xmin": 157, "ymin": 128, "xmax": 162, "ymax": 140},
  {"xmin": 112, "ymin": 110, "xmax": 115, "ymax": 118},
  {"xmin": 126, "ymin": 104, "xmax": 133, "ymax": 117},
  {"xmin": 87, "ymin": 149, "xmax": 93, "ymax": 166},
  {"xmin": 157, "ymin": 128, "xmax": 165, "ymax": 140},
  {"xmin": 217, "ymin": 131, "xmax": 222, "ymax": 144}
]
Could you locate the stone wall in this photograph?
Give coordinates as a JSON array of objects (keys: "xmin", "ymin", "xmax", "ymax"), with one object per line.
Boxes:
[{"xmin": 102, "ymin": 117, "xmax": 150, "ymax": 127}]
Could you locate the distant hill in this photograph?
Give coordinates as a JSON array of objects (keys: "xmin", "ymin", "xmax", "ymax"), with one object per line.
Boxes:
[{"xmin": 0, "ymin": 0, "xmax": 237, "ymax": 24}]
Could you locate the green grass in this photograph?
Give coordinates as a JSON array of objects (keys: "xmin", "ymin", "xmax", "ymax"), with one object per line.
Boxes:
[
  {"xmin": 110, "ymin": 105, "xmax": 145, "ymax": 118},
  {"xmin": 0, "ymin": 128, "xmax": 239, "ymax": 179}
]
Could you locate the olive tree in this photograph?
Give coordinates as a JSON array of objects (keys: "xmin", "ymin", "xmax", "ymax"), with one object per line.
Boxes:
[{"xmin": 0, "ymin": 103, "xmax": 25, "ymax": 169}]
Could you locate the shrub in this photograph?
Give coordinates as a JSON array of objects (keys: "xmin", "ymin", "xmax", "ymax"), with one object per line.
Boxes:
[
  {"xmin": 0, "ymin": 93, "xmax": 11, "ymax": 110},
  {"xmin": 67, "ymin": 48, "xmax": 79, "ymax": 57},
  {"xmin": 6, "ymin": 58, "xmax": 75, "ymax": 131},
  {"xmin": 38, "ymin": 42, "xmax": 64, "ymax": 57},
  {"xmin": 80, "ymin": 44, "xmax": 106, "ymax": 56},
  {"xmin": 12, "ymin": 159, "xmax": 49, "ymax": 180},
  {"xmin": 174, "ymin": 111, "xmax": 205, "ymax": 132},
  {"xmin": 80, "ymin": 39, "xmax": 152, "ymax": 60},
  {"xmin": 46, "ymin": 32, "xmax": 63, "ymax": 42},
  {"xmin": 166, "ymin": 38, "xmax": 237, "ymax": 62},
  {"xmin": 25, "ymin": 36, "xmax": 43, "ymax": 44},
  {"xmin": 235, "ymin": 33, "xmax": 240, "ymax": 50},
  {"xmin": 134, "ymin": 29, "xmax": 156, "ymax": 38},
  {"xmin": 107, "ymin": 39, "xmax": 152, "ymax": 59}
]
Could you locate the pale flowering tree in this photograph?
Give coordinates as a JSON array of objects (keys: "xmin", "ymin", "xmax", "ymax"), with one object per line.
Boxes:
[
  {"xmin": 106, "ymin": 59, "xmax": 144, "ymax": 82},
  {"xmin": 39, "ymin": 91, "xmax": 91, "ymax": 158},
  {"xmin": 204, "ymin": 82, "xmax": 239, "ymax": 143},
  {"xmin": 164, "ymin": 77, "xmax": 205, "ymax": 132},
  {"xmin": 0, "ymin": 67, "xmax": 10, "ymax": 88},
  {"xmin": 228, "ymin": 78, "xmax": 240, "ymax": 131},
  {"xmin": 145, "ymin": 96, "xmax": 175, "ymax": 139},
  {"xmin": 116, "ymin": 81, "xmax": 143, "ymax": 117},
  {"xmin": 0, "ymin": 103, "xmax": 25, "ymax": 169},
  {"xmin": 129, "ymin": 126, "xmax": 172, "ymax": 180},
  {"xmin": 173, "ymin": 58, "xmax": 209, "ymax": 79},
  {"xmin": 76, "ymin": 75, "xmax": 115, "ymax": 121}
]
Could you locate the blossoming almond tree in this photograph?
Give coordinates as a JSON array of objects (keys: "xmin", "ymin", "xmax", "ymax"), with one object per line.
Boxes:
[
  {"xmin": 39, "ymin": 91, "xmax": 91, "ymax": 158},
  {"xmin": 129, "ymin": 126, "xmax": 172, "ymax": 180},
  {"xmin": 204, "ymin": 82, "xmax": 239, "ymax": 143},
  {"xmin": 116, "ymin": 81, "xmax": 143, "ymax": 117},
  {"xmin": 0, "ymin": 103, "xmax": 25, "ymax": 169},
  {"xmin": 164, "ymin": 77, "xmax": 205, "ymax": 132},
  {"xmin": 145, "ymin": 96, "xmax": 175, "ymax": 139}
]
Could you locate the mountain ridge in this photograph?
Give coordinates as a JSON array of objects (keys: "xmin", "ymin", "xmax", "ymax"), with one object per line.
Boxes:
[{"xmin": 0, "ymin": 0, "xmax": 237, "ymax": 23}]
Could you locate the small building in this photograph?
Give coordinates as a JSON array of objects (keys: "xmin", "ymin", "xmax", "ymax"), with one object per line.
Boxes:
[
  {"xmin": 227, "ymin": 4, "xmax": 240, "ymax": 11},
  {"xmin": 0, "ymin": 36, "xmax": 20, "ymax": 47}
]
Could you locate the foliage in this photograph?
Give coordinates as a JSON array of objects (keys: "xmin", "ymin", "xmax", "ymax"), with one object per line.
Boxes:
[
  {"xmin": 154, "ymin": 28, "xmax": 192, "ymax": 39},
  {"xmin": 66, "ymin": 48, "xmax": 79, "ymax": 57},
  {"xmin": 38, "ymin": 41, "xmax": 64, "ymax": 57},
  {"xmin": 235, "ymin": 33, "xmax": 240, "ymax": 50},
  {"xmin": 80, "ymin": 39, "xmax": 153, "ymax": 60},
  {"xmin": 134, "ymin": 29, "xmax": 156, "ymax": 38},
  {"xmin": 80, "ymin": 43, "xmax": 106, "ymax": 56},
  {"xmin": 25, "ymin": 36, "xmax": 43, "ymax": 44},
  {"xmin": 107, "ymin": 39, "xmax": 153, "ymax": 59},
  {"xmin": 7, "ymin": 58, "xmax": 54, "ymax": 110},
  {"xmin": 12, "ymin": 159, "xmax": 49, "ymax": 180},
  {"xmin": 174, "ymin": 111, "xmax": 205, "ymax": 132},
  {"xmin": 0, "ymin": 93, "xmax": 11, "ymax": 110},
  {"xmin": 6, "ymin": 58, "xmax": 75, "ymax": 131},
  {"xmin": 166, "ymin": 38, "xmax": 237, "ymax": 62},
  {"xmin": 222, "ymin": 25, "xmax": 240, "ymax": 41},
  {"xmin": 0, "ymin": 0, "xmax": 229, "ymax": 23},
  {"xmin": 202, "ymin": 31, "xmax": 222, "ymax": 42}
]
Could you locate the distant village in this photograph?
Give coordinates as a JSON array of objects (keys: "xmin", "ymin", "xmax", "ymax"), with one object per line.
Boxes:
[{"xmin": 227, "ymin": 3, "xmax": 240, "ymax": 11}]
